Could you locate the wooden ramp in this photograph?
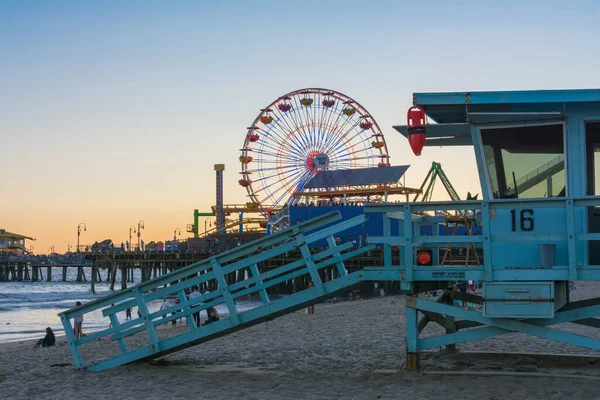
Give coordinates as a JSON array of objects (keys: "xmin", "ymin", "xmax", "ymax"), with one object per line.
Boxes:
[{"xmin": 59, "ymin": 211, "xmax": 372, "ymax": 371}]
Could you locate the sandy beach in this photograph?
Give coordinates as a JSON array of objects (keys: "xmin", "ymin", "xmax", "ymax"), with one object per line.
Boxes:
[{"xmin": 3, "ymin": 286, "xmax": 600, "ymax": 400}]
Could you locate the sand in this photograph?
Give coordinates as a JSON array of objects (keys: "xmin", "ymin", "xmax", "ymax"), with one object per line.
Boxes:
[{"xmin": 3, "ymin": 285, "xmax": 600, "ymax": 399}]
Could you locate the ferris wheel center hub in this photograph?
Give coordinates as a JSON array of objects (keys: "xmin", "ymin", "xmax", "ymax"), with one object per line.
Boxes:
[{"xmin": 307, "ymin": 152, "xmax": 330, "ymax": 172}]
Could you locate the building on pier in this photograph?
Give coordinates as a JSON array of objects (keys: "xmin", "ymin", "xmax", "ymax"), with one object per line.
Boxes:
[{"xmin": 0, "ymin": 229, "xmax": 34, "ymax": 255}]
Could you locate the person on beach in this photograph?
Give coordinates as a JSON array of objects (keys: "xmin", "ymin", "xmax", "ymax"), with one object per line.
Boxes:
[
  {"xmin": 73, "ymin": 301, "xmax": 84, "ymax": 339},
  {"xmin": 307, "ymin": 281, "xmax": 315, "ymax": 315},
  {"xmin": 204, "ymin": 289, "xmax": 218, "ymax": 324},
  {"xmin": 171, "ymin": 298, "xmax": 181, "ymax": 327},
  {"xmin": 160, "ymin": 297, "xmax": 170, "ymax": 322},
  {"xmin": 126, "ymin": 307, "xmax": 132, "ymax": 320},
  {"xmin": 34, "ymin": 327, "xmax": 55, "ymax": 348},
  {"xmin": 189, "ymin": 287, "xmax": 202, "ymax": 327}
]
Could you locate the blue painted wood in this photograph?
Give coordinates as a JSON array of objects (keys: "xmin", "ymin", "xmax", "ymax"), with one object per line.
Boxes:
[
  {"xmin": 406, "ymin": 306, "xmax": 418, "ymax": 353},
  {"xmin": 483, "ymin": 282, "xmax": 554, "ymax": 318},
  {"xmin": 250, "ymin": 264, "xmax": 270, "ymax": 305},
  {"xmin": 133, "ymin": 288, "xmax": 160, "ymax": 354},
  {"xmin": 177, "ymin": 290, "xmax": 196, "ymax": 329},
  {"xmin": 59, "ymin": 313, "xmax": 84, "ymax": 369},
  {"xmin": 481, "ymin": 202, "xmax": 493, "ymax": 281},
  {"xmin": 295, "ymin": 230, "xmax": 325, "ymax": 295},
  {"xmin": 109, "ymin": 313, "xmax": 128, "ymax": 354},
  {"xmin": 414, "ymin": 89, "xmax": 600, "ymax": 107},
  {"xmin": 403, "ymin": 205, "xmax": 413, "ymax": 283},
  {"xmin": 383, "ymin": 212, "xmax": 392, "ymax": 267},
  {"xmin": 326, "ymin": 236, "xmax": 348, "ymax": 277},
  {"xmin": 566, "ymin": 200, "xmax": 578, "ymax": 280},
  {"xmin": 209, "ymin": 258, "xmax": 240, "ymax": 326}
]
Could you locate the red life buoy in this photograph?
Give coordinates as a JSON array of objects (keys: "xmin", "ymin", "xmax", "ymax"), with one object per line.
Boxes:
[
  {"xmin": 407, "ymin": 106, "xmax": 426, "ymax": 156},
  {"xmin": 417, "ymin": 250, "xmax": 431, "ymax": 265}
]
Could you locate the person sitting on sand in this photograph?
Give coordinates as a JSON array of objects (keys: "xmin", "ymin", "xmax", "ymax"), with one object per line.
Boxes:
[
  {"xmin": 34, "ymin": 327, "xmax": 56, "ymax": 348},
  {"xmin": 203, "ymin": 307, "xmax": 220, "ymax": 325}
]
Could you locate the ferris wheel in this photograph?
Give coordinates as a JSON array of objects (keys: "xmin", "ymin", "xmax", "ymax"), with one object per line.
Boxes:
[{"xmin": 238, "ymin": 88, "xmax": 390, "ymax": 216}]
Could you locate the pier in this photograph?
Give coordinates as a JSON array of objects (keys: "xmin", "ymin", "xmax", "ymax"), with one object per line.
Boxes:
[{"xmin": 0, "ymin": 246, "xmax": 481, "ymax": 296}]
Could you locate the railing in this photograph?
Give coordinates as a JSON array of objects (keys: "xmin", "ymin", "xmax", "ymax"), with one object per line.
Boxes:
[
  {"xmin": 507, "ymin": 155, "xmax": 565, "ymax": 195},
  {"xmin": 58, "ymin": 211, "xmax": 373, "ymax": 371},
  {"xmin": 0, "ymin": 254, "xmax": 92, "ymax": 266},
  {"xmin": 364, "ymin": 196, "xmax": 600, "ymax": 288}
]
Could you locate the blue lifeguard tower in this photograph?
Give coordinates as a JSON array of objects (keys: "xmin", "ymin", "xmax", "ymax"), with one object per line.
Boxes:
[
  {"xmin": 370, "ymin": 88, "xmax": 600, "ymax": 370},
  {"xmin": 59, "ymin": 88, "xmax": 600, "ymax": 372}
]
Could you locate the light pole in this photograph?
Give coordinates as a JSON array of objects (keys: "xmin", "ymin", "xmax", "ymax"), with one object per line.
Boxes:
[
  {"xmin": 137, "ymin": 220, "xmax": 145, "ymax": 250},
  {"xmin": 77, "ymin": 222, "xmax": 87, "ymax": 253},
  {"xmin": 129, "ymin": 225, "xmax": 136, "ymax": 252},
  {"xmin": 204, "ymin": 218, "xmax": 212, "ymax": 236},
  {"xmin": 173, "ymin": 228, "xmax": 181, "ymax": 241}
]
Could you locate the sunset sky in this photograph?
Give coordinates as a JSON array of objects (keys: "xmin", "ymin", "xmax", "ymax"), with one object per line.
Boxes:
[{"xmin": 2, "ymin": 0, "xmax": 599, "ymax": 254}]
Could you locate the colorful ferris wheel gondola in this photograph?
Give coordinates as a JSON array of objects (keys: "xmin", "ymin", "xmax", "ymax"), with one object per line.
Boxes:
[{"xmin": 239, "ymin": 88, "xmax": 390, "ymax": 216}]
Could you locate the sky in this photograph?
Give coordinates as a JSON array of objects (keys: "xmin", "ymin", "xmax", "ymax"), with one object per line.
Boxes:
[{"xmin": 1, "ymin": 0, "xmax": 599, "ymax": 253}]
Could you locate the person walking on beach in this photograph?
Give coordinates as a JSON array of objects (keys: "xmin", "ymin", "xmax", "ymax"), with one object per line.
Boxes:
[
  {"xmin": 73, "ymin": 301, "xmax": 84, "ymax": 339},
  {"xmin": 126, "ymin": 307, "xmax": 132, "ymax": 320},
  {"xmin": 160, "ymin": 297, "xmax": 170, "ymax": 322},
  {"xmin": 34, "ymin": 327, "xmax": 56, "ymax": 348},
  {"xmin": 307, "ymin": 281, "xmax": 315, "ymax": 315}
]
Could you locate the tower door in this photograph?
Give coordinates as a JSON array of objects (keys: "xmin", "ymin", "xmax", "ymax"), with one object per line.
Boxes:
[{"xmin": 586, "ymin": 122, "xmax": 600, "ymax": 265}]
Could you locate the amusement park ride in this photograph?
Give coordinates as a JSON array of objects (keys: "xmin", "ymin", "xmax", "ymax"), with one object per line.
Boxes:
[
  {"xmin": 189, "ymin": 88, "xmax": 417, "ymax": 237},
  {"xmin": 61, "ymin": 87, "xmax": 600, "ymax": 375}
]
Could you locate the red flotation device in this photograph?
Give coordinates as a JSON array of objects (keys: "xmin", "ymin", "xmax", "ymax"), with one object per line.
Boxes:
[{"xmin": 407, "ymin": 106, "xmax": 426, "ymax": 156}]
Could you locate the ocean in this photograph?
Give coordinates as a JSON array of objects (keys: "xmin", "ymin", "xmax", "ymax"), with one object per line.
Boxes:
[{"xmin": 0, "ymin": 268, "xmax": 261, "ymax": 343}]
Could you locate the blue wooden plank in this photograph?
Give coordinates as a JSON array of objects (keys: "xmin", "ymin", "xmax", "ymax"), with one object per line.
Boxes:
[
  {"xmin": 383, "ymin": 212, "xmax": 392, "ymax": 267},
  {"xmin": 249, "ymin": 264, "xmax": 270, "ymax": 304},
  {"xmin": 326, "ymin": 236, "xmax": 347, "ymax": 277},
  {"xmin": 404, "ymin": 205, "xmax": 414, "ymax": 282},
  {"xmin": 294, "ymin": 230, "xmax": 324, "ymax": 295},
  {"xmin": 481, "ymin": 202, "xmax": 493, "ymax": 281},
  {"xmin": 177, "ymin": 290, "xmax": 196, "ymax": 329},
  {"xmin": 371, "ymin": 236, "xmax": 483, "ymax": 245},
  {"xmin": 566, "ymin": 200, "xmax": 578, "ymax": 280},
  {"xmin": 108, "ymin": 314, "xmax": 128, "ymax": 354},
  {"xmin": 490, "ymin": 234, "xmax": 566, "ymax": 242},
  {"xmin": 406, "ymin": 305, "xmax": 418, "ymax": 352},
  {"xmin": 59, "ymin": 313, "xmax": 84, "ymax": 369},
  {"xmin": 210, "ymin": 258, "xmax": 240, "ymax": 326},
  {"xmin": 414, "ymin": 89, "xmax": 600, "ymax": 106},
  {"xmin": 133, "ymin": 288, "xmax": 160, "ymax": 353}
]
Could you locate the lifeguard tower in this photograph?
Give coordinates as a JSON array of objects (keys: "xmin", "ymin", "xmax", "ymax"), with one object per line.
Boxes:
[
  {"xmin": 367, "ymin": 88, "xmax": 600, "ymax": 370},
  {"xmin": 59, "ymin": 88, "xmax": 600, "ymax": 372}
]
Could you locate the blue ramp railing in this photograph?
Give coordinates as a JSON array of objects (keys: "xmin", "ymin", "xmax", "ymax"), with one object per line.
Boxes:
[{"xmin": 59, "ymin": 211, "xmax": 373, "ymax": 371}]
